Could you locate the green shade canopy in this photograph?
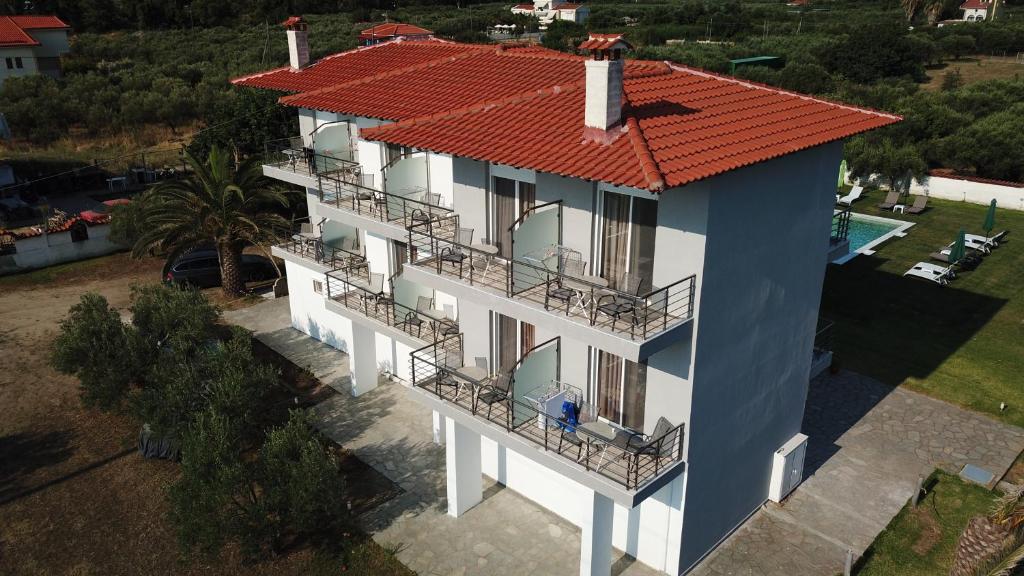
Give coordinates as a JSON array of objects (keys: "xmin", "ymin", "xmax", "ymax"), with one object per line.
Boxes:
[
  {"xmin": 983, "ymin": 198, "xmax": 997, "ymax": 235},
  {"xmin": 950, "ymin": 229, "xmax": 967, "ymax": 264},
  {"xmin": 838, "ymin": 159, "xmax": 847, "ymax": 189}
]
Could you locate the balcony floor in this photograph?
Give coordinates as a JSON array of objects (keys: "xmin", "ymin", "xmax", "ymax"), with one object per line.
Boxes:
[
  {"xmin": 411, "ymin": 256, "xmax": 687, "ymax": 342},
  {"xmin": 328, "ymin": 289, "xmax": 461, "ymax": 346}
]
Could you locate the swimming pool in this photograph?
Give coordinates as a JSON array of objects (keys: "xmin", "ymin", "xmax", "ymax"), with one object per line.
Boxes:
[{"xmin": 836, "ymin": 213, "xmax": 915, "ymax": 263}]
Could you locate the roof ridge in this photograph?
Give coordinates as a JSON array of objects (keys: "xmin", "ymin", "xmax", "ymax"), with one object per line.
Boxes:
[
  {"xmin": 279, "ymin": 44, "xmax": 489, "ymax": 108},
  {"xmin": 622, "ymin": 95, "xmax": 667, "ymax": 193},
  {"xmin": 230, "ymin": 37, "xmax": 460, "ymax": 87}
]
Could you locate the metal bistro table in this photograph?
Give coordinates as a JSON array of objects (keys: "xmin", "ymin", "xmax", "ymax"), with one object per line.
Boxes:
[
  {"xmin": 470, "ymin": 242, "xmax": 499, "ymax": 281},
  {"xmin": 575, "ymin": 421, "xmax": 624, "ymax": 472},
  {"xmin": 453, "ymin": 365, "xmax": 488, "ymax": 403}
]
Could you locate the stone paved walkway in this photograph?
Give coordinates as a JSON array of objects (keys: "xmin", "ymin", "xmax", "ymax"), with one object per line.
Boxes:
[
  {"xmin": 227, "ymin": 298, "xmax": 659, "ymax": 576},
  {"xmin": 691, "ymin": 370, "xmax": 1024, "ymax": 576}
]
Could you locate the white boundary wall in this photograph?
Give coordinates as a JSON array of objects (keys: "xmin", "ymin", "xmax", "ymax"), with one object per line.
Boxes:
[
  {"xmin": 0, "ymin": 223, "xmax": 121, "ymax": 275},
  {"xmin": 909, "ymin": 175, "xmax": 1024, "ymax": 211}
]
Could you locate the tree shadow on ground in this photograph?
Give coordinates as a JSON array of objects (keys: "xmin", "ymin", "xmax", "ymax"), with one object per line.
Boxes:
[{"xmin": 0, "ymin": 430, "xmax": 74, "ymax": 502}]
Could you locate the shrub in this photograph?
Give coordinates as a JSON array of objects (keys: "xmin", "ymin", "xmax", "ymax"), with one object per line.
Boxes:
[{"xmin": 51, "ymin": 293, "xmax": 142, "ymax": 410}]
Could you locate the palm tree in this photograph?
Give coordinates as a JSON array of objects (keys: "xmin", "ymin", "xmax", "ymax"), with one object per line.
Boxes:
[
  {"xmin": 951, "ymin": 487, "xmax": 1024, "ymax": 576},
  {"xmin": 132, "ymin": 146, "xmax": 289, "ymax": 297}
]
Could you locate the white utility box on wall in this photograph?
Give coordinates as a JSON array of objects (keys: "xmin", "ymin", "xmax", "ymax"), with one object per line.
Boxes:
[{"xmin": 769, "ymin": 433, "xmax": 808, "ymax": 503}]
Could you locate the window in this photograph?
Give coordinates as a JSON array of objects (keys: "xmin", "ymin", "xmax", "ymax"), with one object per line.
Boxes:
[
  {"xmin": 384, "ymin": 143, "xmax": 411, "ymax": 167},
  {"xmin": 14, "ymin": 57, "xmax": 22, "ymax": 69},
  {"xmin": 593, "ymin": 350, "xmax": 647, "ymax": 431},
  {"xmin": 491, "ymin": 176, "xmax": 536, "ymax": 258},
  {"xmin": 391, "ymin": 240, "xmax": 408, "ymax": 276},
  {"xmin": 599, "ymin": 191, "xmax": 656, "ymax": 291},
  {"xmin": 5, "ymin": 58, "xmax": 12, "ymax": 70},
  {"xmin": 313, "ymin": 279, "xmax": 323, "ymax": 294}
]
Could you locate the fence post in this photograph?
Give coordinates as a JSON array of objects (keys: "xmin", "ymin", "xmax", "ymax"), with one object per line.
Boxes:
[{"xmin": 844, "ymin": 549, "xmax": 853, "ymax": 576}]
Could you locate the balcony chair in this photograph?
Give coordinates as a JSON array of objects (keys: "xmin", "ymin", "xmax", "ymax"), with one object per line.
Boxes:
[
  {"xmin": 436, "ymin": 351, "xmax": 468, "ymax": 402},
  {"xmin": 396, "ymin": 309, "xmax": 424, "ymax": 338},
  {"xmin": 440, "ymin": 227, "xmax": 474, "ymax": 278},
  {"xmin": 359, "ymin": 272, "xmax": 385, "ymax": 314},
  {"xmin": 556, "ymin": 399, "xmax": 584, "ymax": 462},
  {"xmin": 615, "ymin": 417, "xmax": 678, "ymax": 488},
  {"xmin": 545, "ymin": 252, "xmax": 585, "ymax": 315},
  {"xmin": 373, "ymin": 274, "xmax": 399, "ymax": 318},
  {"xmin": 593, "ymin": 272, "xmax": 644, "ymax": 332},
  {"xmin": 837, "ymin": 185, "xmax": 864, "ymax": 206},
  {"xmin": 416, "ymin": 296, "xmax": 447, "ymax": 337},
  {"xmin": 474, "ymin": 370, "xmax": 513, "ymax": 427}
]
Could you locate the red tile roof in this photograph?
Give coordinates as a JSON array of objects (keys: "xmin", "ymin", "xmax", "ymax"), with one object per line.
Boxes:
[
  {"xmin": 0, "ymin": 16, "xmax": 40, "ymax": 47},
  {"xmin": 278, "ymin": 45, "xmax": 667, "ymax": 121},
  {"xmin": 0, "ymin": 15, "xmax": 69, "ymax": 47},
  {"xmin": 579, "ymin": 33, "xmax": 632, "ymax": 51},
  {"xmin": 232, "ymin": 39, "xmax": 478, "ymax": 93},
  {"xmin": 234, "ymin": 40, "xmax": 899, "ymax": 191},
  {"xmin": 513, "ymin": 3, "xmax": 534, "ymax": 9},
  {"xmin": 9, "ymin": 15, "xmax": 70, "ymax": 29},
  {"xmin": 960, "ymin": 0, "xmax": 990, "ymax": 8},
  {"xmin": 358, "ymin": 22, "xmax": 433, "ymax": 41}
]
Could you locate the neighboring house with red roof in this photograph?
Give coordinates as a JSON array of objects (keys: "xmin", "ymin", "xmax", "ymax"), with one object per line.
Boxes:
[
  {"xmin": 234, "ymin": 21, "xmax": 897, "ymax": 576},
  {"xmin": 960, "ymin": 0, "xmax": 995, "ymax": 21},
  {"xmin": 0, "ymin": 15, "xmax": 70, "ymax": 87},
  {"xmin": 512, "ymin": 0, "xmax": 590, "ymax": 26},
  {"xmin": 358, "ymin": 22, "xmax": 433, "ymax": 46}
]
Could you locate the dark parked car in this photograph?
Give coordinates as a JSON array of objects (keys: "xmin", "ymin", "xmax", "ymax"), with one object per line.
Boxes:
[{"xmin": 165, "ymin": 250, "xmax": 281, "ymax": 288}]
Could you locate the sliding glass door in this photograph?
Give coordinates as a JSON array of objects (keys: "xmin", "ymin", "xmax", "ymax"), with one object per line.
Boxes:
[
  {"xmin": 594, "ymin": 350, "xmax": 647, "ymax": 431},
  {"xmin": 599, "ymin": 191, "xmax": 657, "ymax": 292},
  {"xmin": 494, "ymin": 313, "xmax": 535, "ymax": 373},
  {"xmin": 492, "ymin": 176, "xmax": 536, "ymax": 259}
]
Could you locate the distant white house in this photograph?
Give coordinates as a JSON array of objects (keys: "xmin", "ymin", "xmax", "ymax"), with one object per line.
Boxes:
[
  {"xmin": 0, "ymin": 15, "xmax": 70, "ymax": 88},
  {"xmin": 512, "ymin": 0, "xmax": 590, "ymax": 26},
  {"xmin": 960, "ymin": 0, "xmax": 994, "ymax": 21}
]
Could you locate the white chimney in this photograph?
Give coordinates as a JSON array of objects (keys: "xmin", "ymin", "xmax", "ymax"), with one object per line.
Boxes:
[
  {"xmin": 283, "ymin": 16, "xmax": 310, "ymax": 70},
  {"xmin": 580, "ymin": 34, "xmax": 632, "ymax": 131}
]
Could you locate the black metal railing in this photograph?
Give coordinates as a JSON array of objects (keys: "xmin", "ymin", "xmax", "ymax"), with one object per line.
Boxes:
[
  {"xmin": 324, "ymin": 267, "xmax": 457, "ymax": 343},
  {"xmin": 263, "ymin": 137, "xmax": 361, "ymax": 179},
  {"xmin": 317, "ymin": 172, "xmax": 454, "ymax": 230},
  {"xmin": 831, "ymin": 206, "xmax": 851, "ymax": 244},
  {"xmin": 411, "ymin": 334, "xmax": 686, "ymax": 491},
  {"xmin": 407, "ymin": 219, "xmax": 697, "ymax": 341},
  {"xmin": 276, "ymin": 235, "xmax": 365, "ymax": 269}
]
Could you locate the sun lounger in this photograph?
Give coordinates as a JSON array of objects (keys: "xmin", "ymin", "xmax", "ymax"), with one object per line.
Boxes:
[
  {"xmin": 837, "ymin": 186, "xmax": 864, "ymax": 206},
  {"xmin": 877, "ymin": 191, "xmax": 900, "ymax": 210},
  {"xmin": 904, "ymin": 262, "xmax": 955, "ymax": 285},
  {"xmin": 966, "ymin": 230, "xmax": 1008, "ymax": 249},
  {"xmin": 905, "ymin": 196, "xmax": 928, "ymax": 214},
  {"xmin": 946, "ymin": 237, "xmax": 991, "ymax": 254},
  {"xmin": 930, "ymin": 251, "xmax": 981, "ymax": 270}
]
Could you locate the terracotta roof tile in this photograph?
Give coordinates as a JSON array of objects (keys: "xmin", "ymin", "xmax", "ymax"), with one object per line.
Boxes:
[
  {"xmin": 0, "ymin": 16, "xmax": 40, "ymax": 47},
  {"xmin": 231, "ymin": 39, "xmax": 478, "ymax": 93},
  {"xmin": 233, "ymin": 39, "xmax": 898, "ymax": 191},
  {"xmin": 9, "ymin": 15, "xmax": 69, "ymax": 29},
  {"xmin": 359, "ymin": 22, "xmax": 433, "ymax": 41}
]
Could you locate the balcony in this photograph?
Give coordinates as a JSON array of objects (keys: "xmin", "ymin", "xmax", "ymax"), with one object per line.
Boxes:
[
  {"xmin": 323, "ymin": 265, "xmax": 459, "ymax": 348},
  {"xmin": 261, "ymin": 137, "xmax": 361, "ymax": 190},
  {"xmin": 271, "ymin": 233, "xmax": 365, "ymax": 274},
  {"xmin": 410, "ymin": 335, "xmax": 686, "ymax": 503},
  {"xmin": 402, "ymin": 211, "xmax": 697, "ymax": 361},
  {"xmin": 315, "ymin": 172, "xmax": 455, "ymax": 242}
]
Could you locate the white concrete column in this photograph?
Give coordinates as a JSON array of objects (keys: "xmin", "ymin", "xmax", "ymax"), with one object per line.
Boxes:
[
  {"xmin": 580, "ymin": 489, "xmax": 614, "ymax": 576},
  {"xmin": 349, "ymin": 322, "xmax": 378, "ymax": 397},
  {"xmin": 432, "ymin": 410, "xmax": 446, "ymax": 445},
  {"xmin": 445, "ymin": 416, "xmax": 482, "ymax": 517}
]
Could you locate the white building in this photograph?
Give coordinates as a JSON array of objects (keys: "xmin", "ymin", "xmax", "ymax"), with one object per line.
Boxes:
[
  {"xmin": 233, "ymin": 23, "xmax": 897, "ymax": 576},
  {"xmin": 960, "ymin": 0, "xmax": 994, "ymax": 21},
  {"xmin": 512, "ymin": 0, "xmax": 590, "ymax": 26},
  {"xmin": 0, "ymin": 15, "xmax": 70, "ymax": 88}
]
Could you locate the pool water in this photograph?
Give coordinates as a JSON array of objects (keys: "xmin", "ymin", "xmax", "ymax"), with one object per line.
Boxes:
[{"xmin": 847, "ymin": 215, "xmax": 903, "ymax": 252}]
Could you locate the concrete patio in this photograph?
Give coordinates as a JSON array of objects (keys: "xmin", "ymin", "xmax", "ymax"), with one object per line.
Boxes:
[
  {"xmin": 227, "ymin": 298, "xmax": 1024, "ymax": 576},
  {"xmin": 226, "ymin": 298, "xmax": 659, "ymax": 576}
]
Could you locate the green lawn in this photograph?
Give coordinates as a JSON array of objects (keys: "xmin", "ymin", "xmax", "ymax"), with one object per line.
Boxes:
[
  {"xmin": 856, "ymin": 471, "xmax": 994, "ymax": 575},
  {"xmin": 821, "ymin": 188, "xmax": 1024, "ymax": 427}
]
